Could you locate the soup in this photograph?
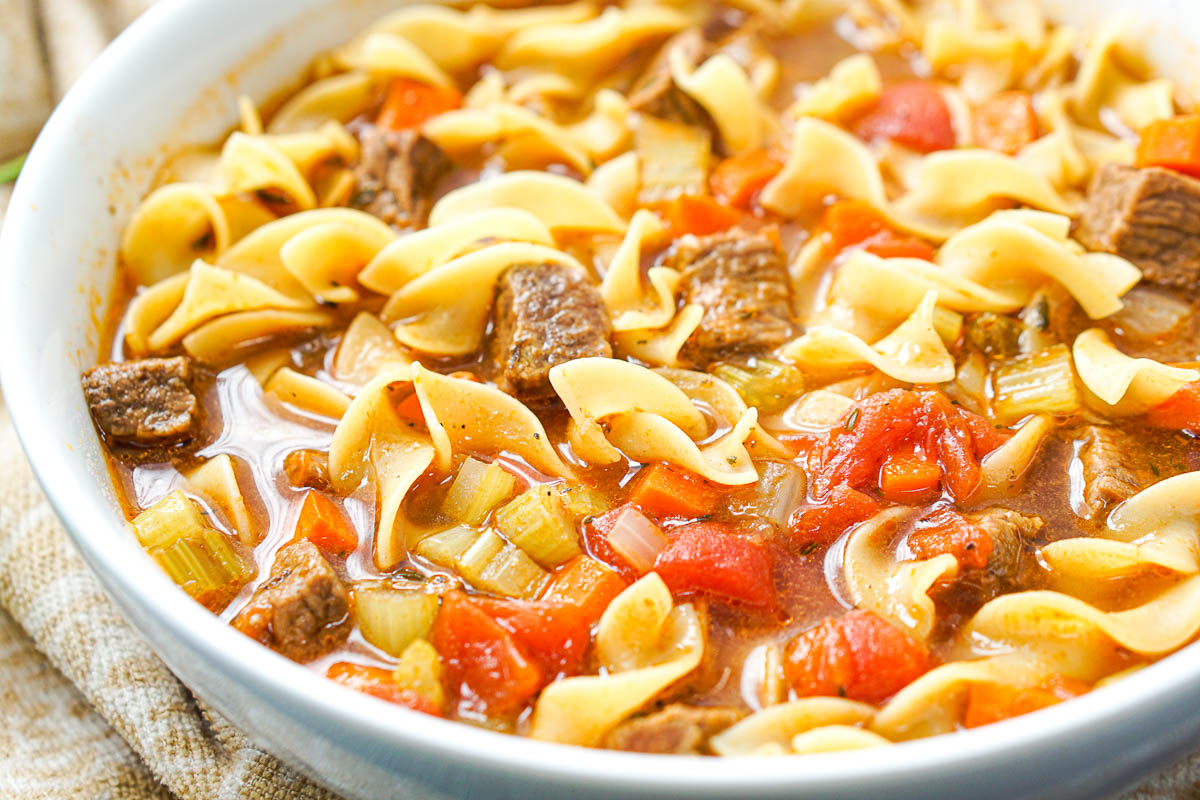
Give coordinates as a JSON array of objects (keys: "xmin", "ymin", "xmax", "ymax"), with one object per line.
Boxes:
[{"xmin": 78, "ymin": 0, "xmax": 1200, "ymax": 755}]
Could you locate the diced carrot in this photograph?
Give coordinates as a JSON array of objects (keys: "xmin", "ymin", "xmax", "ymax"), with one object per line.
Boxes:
[
  {"xmin": 653, "ymin": 521, "xmax": 777, "ymax": 611},
  {"xmin": 962, "ymin": 675, "xmax": 1088, "ymax": 728},
  {"xmin": 788, "ymin": 485, "xmax": 882, "ymax": 549},
  {"xmin": 541, "ymin": 556, "xmax": 629, "ymax": 622},
  {"xmin": 327, "ymin": 662, "xmax": 441, "ymax": 715},
  {"xmin": 906, "ymin": 507, "xmax": 992, "ymax": 571},
  {"xmin": 469, "ymin": 597, "xmax": 592, "ymax": 679},
  {"xmin": 821, "ymin": 199, "xmax": 936, "ymax": 261},
  {"xmin": 710, "ymin": 149, "xmax": 784, "ymax": 209},
  {"xmin": 377, "ymin": 77, "xmax": 463, "ymax": 131},
  {"xmin": 854, "ymin": 81, "xmax": 956, "ymax": 153},
  {"xmin": 878, "ymin": 443, "xmax": 943, "ymax": 503},
  {"xmin": 1137, "ymin": 115, "xmax": 1200, "ymax": 178},
  {"xmin": 395, "ymin": 390, "xmax": 425, "ymax": 425},
  {"xmin": 431, "ymin": 591, "xmax": 543, "ymax": 716},
  {"xmin": 784, "ymin": 610, "xmax": 931, "ymax": 704},
  {"xmin": 659, "ymin": 194, "xmax": 742, "ymax": 238},
  {"xmin": 1147, "ymin": 380, "xmax": 1200, "ymax": 434},
  {"xmin": 295, "ymin": 491, "xmax": 358, "ymax": 557},
  {"xmin": 973, "ymin": 91, "xmax": 1039, "ymax": 155},
  {"xmin": 627, "ymin": 462, "xmax": 724, "ymax": 519}
]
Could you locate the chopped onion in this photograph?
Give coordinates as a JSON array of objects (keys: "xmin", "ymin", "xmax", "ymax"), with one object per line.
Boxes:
[
  {"xmin": 1111, "ymin": 286, "xmax": 1190, "ymax": 341},
  {"xmin": 607, "ymin": 507, "xmax": 668, "ymax": 573},
  {"xmin": 760, "ymin": 464, "xmax": 806, "ymax": 529}
]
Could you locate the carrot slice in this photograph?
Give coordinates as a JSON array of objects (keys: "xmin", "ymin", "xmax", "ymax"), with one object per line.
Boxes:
[
  {"xmin": 327, "ymin": 662, "xmax": 441, "ymax": 715},
  {"xmin": 295, "ymin": 491, "xmax": 358, "ymax": 557},
  {"xmin": 878, "ymin": 443, "xmax": 943, "ymax": 502},
  {"xmin": 659, "ymin": 194, "xmax": 742, "ymax": 238},
  {"xmin": 973, "ymin": 91, "xmax": 1039, "ymax": 155},
  {"xmin": 1137, "ymin": 115, "xmax": 1200, "ymax": 178},
  {"xmin": 377, "ymin": 77, "xmax": 462, "ymax": 131},
  {"xmin": 963, "ymin": 675, "xmax": 1089, "ymax": 728},
  {"xmin": 710, "ymin": 149, "xmax": 784, "ymax": 209},
  {"xmin": 541, "ymin": 556, "xmax": 629, "ymax": 622},
  {"xmin": 821, "ymin": 199, "xmax": 935, "ymax": 261},
  {"xmin": 627, "ymin": 462, "xmax": 724, "ymax": 518}
]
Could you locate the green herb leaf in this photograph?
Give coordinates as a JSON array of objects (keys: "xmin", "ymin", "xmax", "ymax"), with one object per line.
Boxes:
[{"xmin": 0, "ymin": 153, "xmax": 27, "ymax": 184}]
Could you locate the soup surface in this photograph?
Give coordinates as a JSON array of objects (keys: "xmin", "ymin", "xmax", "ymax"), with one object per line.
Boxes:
[{"xmin": 79, "ymin": 0, "xmax": 1200, "ymax": 754}]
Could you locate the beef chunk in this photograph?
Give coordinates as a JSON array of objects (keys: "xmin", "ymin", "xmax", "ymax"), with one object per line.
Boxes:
[
  {"xmin": 1075, "ymin": 163, "xmax": 1200, "ymax": 289},
  {"xmin": 350, "ymin": 123, "xmax": 452, "ymax": 227},
  {"xmin": 492, "ymin": 262, "xmax": 613, "ymax": 400},
  {"xmin": 966, "ymin": 508, "xmax": 1044, "ymax": 584},
  {"xmin": 81, "ymin": 357, "xmax": 199, "ymax": 446},
  {"xmin": 1075, "ymin": 425, "xmax": 1154, "ymax": 520},
  {"xmin": 628, "ymin": 29, "xmax": 715, "ymax": 130},
  {"xmin": 605, "ymin": 704, "xmax": 744, "ymax": 754},
  {"xmin": 233, "ymin": 540, "xmax": 351, "ymax": 663},
  {"xmin": 668, "ymin": 231, "xmax": 796, "ymax": 367}
]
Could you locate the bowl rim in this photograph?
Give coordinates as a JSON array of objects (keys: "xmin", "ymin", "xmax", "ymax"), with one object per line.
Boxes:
[{"xmin": 3, "ymin": 0, "xmax": 1199, "ymax": 795}]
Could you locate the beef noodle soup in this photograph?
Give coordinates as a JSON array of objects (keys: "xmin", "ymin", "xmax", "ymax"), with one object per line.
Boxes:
[{"xmin": 78, "ymin": 0, "xmax": 1200, "ymax": 754}]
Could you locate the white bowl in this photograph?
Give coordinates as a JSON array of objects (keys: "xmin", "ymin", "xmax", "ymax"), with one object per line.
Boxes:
[{"xmin": 5, "ymin": 2, "xmax": 1200, "ymax": 798}]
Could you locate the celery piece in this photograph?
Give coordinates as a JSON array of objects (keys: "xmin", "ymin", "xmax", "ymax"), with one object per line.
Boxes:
[
  {"xmin": 713, "ymin": 359, "xmax": 806, "ymax": 415},
  {"xmin": 393, "ymin": 639, "xmax": 445, "ymax": 710},
  {"xmin": 441, "ymin": 457, "xmax": 517, "ymax": 526},
  {"xmin": 456, "ymin": 529, "xmax": 549, "ymax": 599},
  {"xmin": 148, "ymin": 527, "xmax": 252, "ymax": 611},
  {"xmin": 355, "ymin": 584, "xmax": 440, "ymax": 657},
  {"xmin": 0, "ymin": 153, "xmax": 25, "ymax": 184},
  {"xmin": 635, "ymin": 116, "xmax": 712, "ymax": 204},
  {"xmin": 495, "ymin": 486, "xmax": 581, "ymax": 569},
  {"xmin": 993, "ymin": 344, "xmax": 1081, "ymax": 424},
  {"xmin": 414, "ymin": 525, "xmax": 480, "ymax": 568},
  {"xmin": 554, "ymin": 483, "xmax": 610, "ymax": 519},
  {"xmin": 132, "ymin": 490, "xmax": 210, "ymax": 549}
]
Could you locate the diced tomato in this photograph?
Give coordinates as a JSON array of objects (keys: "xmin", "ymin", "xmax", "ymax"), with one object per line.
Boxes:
[
  {"xmin": 627, "ymin": 462, "xmax": 724, "ymax": 519},
  {"xmin": 582, "ymin": 503, "xmax": 643, "ymax": 582},
  {"xmin": 907, "ymin": 507, "xmax": 992, "ymax": 571},
  {"xmin": 821, "ymin": 199, "xmax": 936, "ymax": 261},
  {"xmin": 430, "ymin": 591, "xmax": 543, "ymax": 716},
  {"xmin": 470, "ymin": 597, "xmax": 592, "ymax": 679},
  {"xmin": 783, "ymin": 610, "xmax": 931, "ymax": 704},
  {"xmin": 788, "ymin": 485, "xmax": 882, "ymax": 549},
  {"xmin": 807, "ymin": 389, "xmax": 1010, "ymax": 503},
  {"xmin": 541, "ymin": 556, "xmax": 629, "ymax": 622},
  {"xmin": 660, "ymin": 194, "xmax": 742, "ymax": 238},
  {"xmin": 710, "ymin": 149, "xmax": 784, "ymax": 208},
  {"xmin": 878, "ymin": 443, "xmax": 943, "ymax": 503},
  {"xmin": 973, "ymin": 91, "xmax": 1039, "ymax": 155},
  {"xmin": 1136, "ymin": 115, "xmax": 1200, "ymax": 179},
  {"xmin": 854, "ymin": 82, "xmax": 956, "ymax": 154},
  {"xmin": 294, "ymin": 491, "xmax": 358, "ymax": 557},
  {"xmin": 377, "ymin": 77, "xmax": 462, "ymax": 131},
  {"xmin": 327, "ymin": 662, "xmax": 441, "ymax": 716},
  {"xmin": 653, "ymin": 522, "xmax": 777, "ymax": 611},
  {"xmin": 963, "ymin": 674, "xmax": 1090, "ymax": 728},
  {"xmin": 1146, "ymin": 380, "xmax": 1200, "ymax": 434}
]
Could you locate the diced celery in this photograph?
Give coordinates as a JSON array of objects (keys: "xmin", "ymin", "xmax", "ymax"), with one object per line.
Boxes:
[
  {"xmin": 712, "ymin": 359, "xmax": 806, "ymax": 415},
  {"xmin": 456, "ymin": 529, "xmax": 549, "ymax": 599},
  {"xmin": 636, "ymin": 116, "xmax": 712, "ymax": 204},
  {"xmin": 441, "ymin": 457, "xmax": 517, "ymax": 526},
  {"xmin": 554, "ymin": 483, "xmax": 610, "ymax": 519},
  {"xmin": 413, "ymin": 525, "xmax": 480, "ymax": 568},
  {"xmin": 355, "ymin": 583, "xmax": 441, "ymax": 657},
  {"xmin": 494, "ymin": 486, "xmax": 581, "ymax": 569},
  {"xmin": 393, "ymin": 639, "xmax": 445, "ymax": 710},
  {"xmin": 132, "ymin": 490, "xmax": 209, "ymax": 549},
  {"xmin": 993, "ymin": 344, "xmax": 1081, "ymax": 424},
  {"xmin": 148, "ymin": 527, "xmax": 252, "ymax": 611}
]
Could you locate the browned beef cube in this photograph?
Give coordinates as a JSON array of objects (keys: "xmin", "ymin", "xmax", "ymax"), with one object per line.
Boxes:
[
  {"xmin": 81, "ymin": 357, "xmax": 199, "ymax": 445},
  {"xmin": 668, "ymin": 231, "xmax": 796, "ymax": 367},
  {"xmin": 1075, "ymin": 425, "xmax": 1154, "ymax": 521},
  {"xmin": 605, "ymin": 704, "xmax": 744, "ymax": 754},
  {"xmin": 232, "ymin": 540, "xmax": 351, "ymax": 663},
  {"xmin": 1075, "ymin": 163, "xmax": 1200, "ymax": 289},
  {"xmin": 492, "ymin": 262, "xmax": 613, "ymax": 400},
  {"xmin": 628, "ymin": 29, "xmax": 715, "ymax": 131},
  {"xmin": 350, "ymin": 123, "xmax": 452, "ymax": 227},
  {"xmin": 965, "ymin": 507, "xmax": 1044, "ymax": 583}
]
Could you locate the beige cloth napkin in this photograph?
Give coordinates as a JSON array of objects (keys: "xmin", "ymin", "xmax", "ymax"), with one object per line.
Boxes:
[{"xmin": 1, "ymin": 3, "xmax": 1199, "ymax": 799}]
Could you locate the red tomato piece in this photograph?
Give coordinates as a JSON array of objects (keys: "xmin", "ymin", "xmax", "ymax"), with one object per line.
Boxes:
[
  {"xmin": 784, "ymin": 610, "xmax": 931, "ymax": 704},
  {"xmin": 854, "ymin": 82, "xmax": 957, "ymax": 153},
  {"xmin": 541, "ymin": 556, "xmax": 629, "ymax": 623},
  {"xmin": 907, "ymin": 507, "xmax": 992, "ymax": 571},
  {"xmin": 788, "ymin": 485, "xmax": 882, "ymax": 549},
  {"xmin": 653, "ymin": 522, "xmax": 777, "ymax": 611},
  {"xmin": 470, "ymin": 597, "xmax": 592, "ymax": 679},
  {"xmin": 430, "ymin": 592, "xmax": 543, "ymax": 716}
]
